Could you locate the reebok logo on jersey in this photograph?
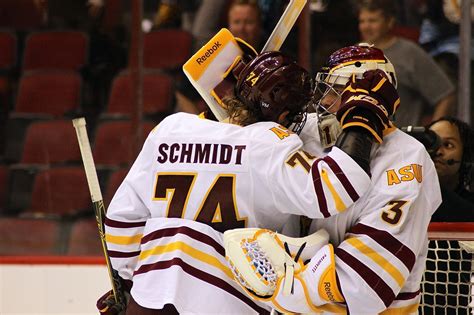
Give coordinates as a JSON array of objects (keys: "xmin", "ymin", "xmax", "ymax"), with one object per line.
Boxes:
[{"xmin": 196, "ymin": 41, "xmax": 222, "ymax": 65}]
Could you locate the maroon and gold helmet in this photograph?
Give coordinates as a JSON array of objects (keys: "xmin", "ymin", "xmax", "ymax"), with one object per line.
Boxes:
[
  {"xmin": 318, "ymin": 43, "xmax": 397, "ymax": 88},
  {"xmin": 314, "ymin": 43, "xmax": 397, "ymax": 148},
  {"xmin": 235, "ymin": 51, "xmax": 312, "ymax": 130}
]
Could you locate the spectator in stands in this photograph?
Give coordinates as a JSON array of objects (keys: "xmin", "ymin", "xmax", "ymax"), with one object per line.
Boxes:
[
  {"xmin": 357, "ymin": 0, "xmax": 456, "ymax": 127},
  {"xmin": 422, "ymin": 116, "xmax": 474, "ymax": 314},
  {"xmin": 174, "ymin": 0, "xmax": 264, "ymax": 114},
  {"xmin": 428, "ymin": 116, "xmax": 474, "ymax": 222},
  {"xmin": 153, "ymin": 0, "xmax": 227, "ymax": 51},
  {"xmin": 418, "ymin": 0, "xmax": 462, "ymax": 83},
  {"xmin": 227, "ymin": 0, "xmax": 263, "ymax": 50}
]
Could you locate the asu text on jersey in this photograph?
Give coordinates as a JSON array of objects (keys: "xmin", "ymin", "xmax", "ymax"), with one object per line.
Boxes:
[{"xmin": 157, "ymin": 142, "xmax": 247, "ymax": 165}]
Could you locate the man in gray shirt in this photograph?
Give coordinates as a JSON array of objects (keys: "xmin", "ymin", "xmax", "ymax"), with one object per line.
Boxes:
[{"xmin": 356, "ymin": 0, "xmax": 456, "ymax": 127}]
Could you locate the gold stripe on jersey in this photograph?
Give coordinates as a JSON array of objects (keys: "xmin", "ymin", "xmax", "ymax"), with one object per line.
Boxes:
[
  {"xmin": 346, "ymin": 237, "xmax": 405, "ymax": 287},
  {"xmin": 321, "ymin": 169, "xmax": 346, "ymax": 212},
  {"xmin": 139, "ymin": 241, "xmax": 234, "ymax": 279},
  {"xmin": 379, "ymin": 302, "xmax": 419, "ymax": 314},
  {"xmin": 106, "ymin": 233, "xmax": 143, "ymax": 245}
]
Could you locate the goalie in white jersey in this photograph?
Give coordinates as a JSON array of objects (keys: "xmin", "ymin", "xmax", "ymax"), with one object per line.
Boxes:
[
  {"xmin": 224, "ymin": 44, "xmax": 442, "ymax": 314},
  {"xmin": 96, "ymin": 45, "xmax": 400, "ymax": 314}
]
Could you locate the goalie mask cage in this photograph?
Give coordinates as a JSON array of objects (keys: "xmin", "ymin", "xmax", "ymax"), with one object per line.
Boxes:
[{"xmin": 420, "ymin": 222, "xmax": 474, "ymax": 314}]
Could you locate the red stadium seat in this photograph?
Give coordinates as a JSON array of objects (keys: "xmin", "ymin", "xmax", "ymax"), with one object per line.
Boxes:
[
  {"xmin": 104, "ymin": 168, "xmax": 128, "ymax": 207},
  {"xmin": 20, "ymin": 120, "xmax": 81, "ymax": 164},
  {"xmin": 0, "ymin": 31, "xmax": 17, "ymax": 114},
  {"xmin": 0, "ymin": 0, "xmax": 44, "ymax": 30},
  {"xmin": 23, "ymin": 167, "xmax": 91, "ymax": 217},
  {"xmin": 0, "ymin": 31, "xmax": 17, "ymax": 70},
  {"xmin": 143, "ymin": 29, "xmax": 192, "ymax": 70},
  {"xmin": 22, "ymin": 31, "xmax": 88, "ymax": 71},
  {"xmin": 0, "ymin": 218, "xmax": 62, "ymax": 255},
  {"xmin": 392, "ymin": 26, "xmax": 420, "ymax": 43},
  {"xmin": 67, "ymin": 218, "xmax": 103, "ymax": 256},
  {"xmin": 106, "ymin": 71, "xmax": 174, "ymax": 116},
  {"xmin": 0, "ymin": 165, "xmax": 8, "ymax": 212},
  {"xmin": 14, "ymin": 71, "xmax": 82, "ymax": 117},
  {"xmin": 93, "ymin": 121, "xmax": 155, "ymax": 166}
]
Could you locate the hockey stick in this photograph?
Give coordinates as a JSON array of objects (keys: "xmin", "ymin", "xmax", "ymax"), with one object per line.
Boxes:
[
  {"xmin": 72, "ymin": 117, "xmax": 127, "ymax": 310},
  {"xmin": 261, "ymin": 0, "xmax": 307, "ymax": 52}
]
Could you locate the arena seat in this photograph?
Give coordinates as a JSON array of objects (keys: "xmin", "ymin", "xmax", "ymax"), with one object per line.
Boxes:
[
  {"xmin": 0, "ymin": 217, "xmax": 63, "ymax": 255},
  {"xmin": 392, "ymin": 26, "xmax": 420, "ymax": 43},
  {"xmin": 22, "ymin": 167, "xmax": 91, "ymax": 218},
  {"xmin": 143, "ymin": 29, "xmax": 192, "ymax": 70},
  {"xmin": 22, "ymin": 31, "xmax": 89, "ymax": 71},
  {"xmin": 93, "ymin": 120, "xmax": 155, "ymax": 167},
  {"xmin": 0, "ymin": 30, "xmax": 17, "ymax": 129},
  {"xmin": 67, "ymin": 218, "xmax": 104, "ymax": 256},
  {"xmin": 20, "ymin": 120, "xmax": 81, "ymax": 164},
  {"xmin": 104, "ymin": 167, "xmax": 128, "ymax": 207},
  {"xmin": 0, "ymin": 31, "xmax": 17, "ymax": 70},
  {"xmin": 0, "ymin": 165, "xmax": 8, "ymax": 212},
  {"xmin": 105, "ymin": 71, "xmax": 174, "ymax": 118},
  {"xmin": 0, "ymin": 0, "xmax": 44, "ymax": 30},
  {"xmin": 13, "ymin": 70, "xmax": 82, "ymax": 117}
]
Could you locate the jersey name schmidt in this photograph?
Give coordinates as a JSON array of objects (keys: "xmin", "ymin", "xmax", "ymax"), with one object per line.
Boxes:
[{"xmin": 157, "ymin": 142, "xmax": 247, "ymax": 165}]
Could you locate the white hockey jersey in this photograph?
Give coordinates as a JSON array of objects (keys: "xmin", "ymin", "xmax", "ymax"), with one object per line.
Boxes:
[
  {"xmin": 301, "ymin": 113, "xmax": 442, "ymax": 314},
  {"xmin": 105, "ymin": 112, "xmax": 371, "ymax": 314}
]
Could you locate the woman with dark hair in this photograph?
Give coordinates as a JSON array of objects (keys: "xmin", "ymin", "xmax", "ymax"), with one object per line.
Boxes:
[
  {"xmin": 422, "ymin": 116, "xmax": 474, "ymax": 314},
  {"xmin": 428, "ymin": 116, "xmax": 474, "ymax": 221}
]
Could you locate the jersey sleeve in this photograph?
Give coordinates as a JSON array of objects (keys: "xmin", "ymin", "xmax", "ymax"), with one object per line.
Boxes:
[
  {"xmin": 333, "ymin": 153, "xmax": 441, "ymax": 313},
  {"xmin": 104, "ymin": 135, "xmax": 154, "ymax": 282},
  {"xmin": 266, "ymin": 139, "xmax": 371, "ymax": 219}
]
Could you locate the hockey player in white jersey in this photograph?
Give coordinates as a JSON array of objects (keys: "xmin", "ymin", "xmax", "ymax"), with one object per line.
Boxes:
[
  {"xmin": 225, "ymin": 44, "xmax": 442, "ymax": 314},
  {"xmin": 96, "ymin": 45, "xmax": 402, "ymax": 314}
]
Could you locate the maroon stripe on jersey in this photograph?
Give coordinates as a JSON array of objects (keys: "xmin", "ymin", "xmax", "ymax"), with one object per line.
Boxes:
[
  {"xmin": 395, "ymin": 290, "xmax": 420, "ymax": 300},
  {"xmin": 311, "ymin": 159, "xmax": 330, "ymax": 218},
  {"xmin": 336, "ymin": 248, "xmax": 395, "ymax": 307},
  {"xmin": 134, "ymin": 257, "xmax": 270, "ymax": 314},
  {"xmin": 323, "ymin": 155, "xmax": 359, "ymax": 201},
  {"xmin": 349, "ymin": 223, "xmax": 416, "ymax": 270},
  {"xmin": 105, "ymin": 217, "xmax": 146, "ymax": 228},
  {"xmin": 141, "ymin": 226, "xmax": 225, "ymax": 257},
  {"xmin": 108, "ymin": 249, "xmax": 141, "ymax": 258}
]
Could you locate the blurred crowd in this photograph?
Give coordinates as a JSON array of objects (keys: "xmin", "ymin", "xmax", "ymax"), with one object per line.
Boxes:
[
  {"xmin": 0, "ymin": 0, "xmax": 472, "ymax": 313},
  {"xmin": 0, "ymin": 0, "xmax": 472, "ymax": 262}
]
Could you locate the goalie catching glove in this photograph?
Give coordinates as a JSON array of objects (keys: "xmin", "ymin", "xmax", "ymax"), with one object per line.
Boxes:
[
  {"xmin": 224, "ymin": 228, "xmax": 344, "ymax": 314},
  {"xmin": 337, "ymin": 69, "xmax": 400, "ymax": 143}
]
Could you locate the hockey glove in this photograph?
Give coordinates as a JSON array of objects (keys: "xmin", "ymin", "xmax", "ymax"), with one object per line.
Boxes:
[
  {"xmin": 224, "ymin": 228, "xmax": 344, "ymax": 314},
  {"xmin": 96, "ymin": 290, "xmax": 127, "ymax": 315},
  {"xmin": 337, "ymin": 69, "xmax": 400, "ymax": 143}
]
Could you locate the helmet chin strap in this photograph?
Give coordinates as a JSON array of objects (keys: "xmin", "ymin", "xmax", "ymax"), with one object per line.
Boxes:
[{"xmin": 317, "ymin": 113, "xmax": 342, "ymax": 149}]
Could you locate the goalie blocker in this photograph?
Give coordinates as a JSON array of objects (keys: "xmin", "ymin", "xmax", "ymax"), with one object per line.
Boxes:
[{"xmin": 224, "ymin": 228, "xmax": 345, "ymax": 314}]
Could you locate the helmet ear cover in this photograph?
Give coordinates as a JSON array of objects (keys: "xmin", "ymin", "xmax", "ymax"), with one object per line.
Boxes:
[{"xmin": 235, "ymin": 51, "xmax": 312, "ymax": 124}]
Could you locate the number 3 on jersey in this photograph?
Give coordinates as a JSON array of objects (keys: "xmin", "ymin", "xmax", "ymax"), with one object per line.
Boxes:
[{"xmin": 153, "ymin": 172, "xmax": 247, "ymax": 232}]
